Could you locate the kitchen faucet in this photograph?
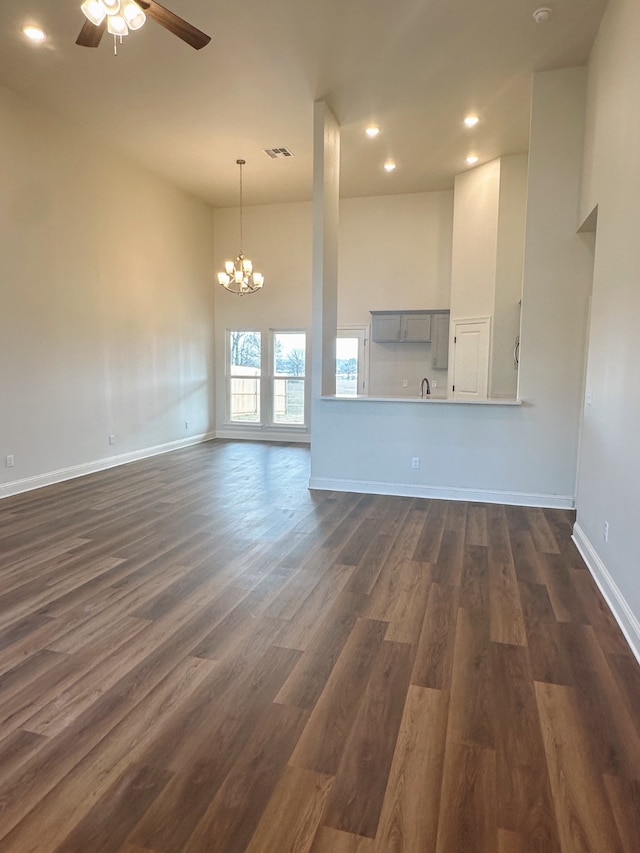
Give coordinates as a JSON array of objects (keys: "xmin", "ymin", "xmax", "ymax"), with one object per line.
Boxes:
[{"xmin": 420, "ymin": 377, "xmax": 431, "ymax": 398}]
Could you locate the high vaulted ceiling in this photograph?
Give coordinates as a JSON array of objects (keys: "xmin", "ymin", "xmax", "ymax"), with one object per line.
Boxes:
[{"xmin": 1, "ymin": 0, "xmax": 608, "ymax": 207}]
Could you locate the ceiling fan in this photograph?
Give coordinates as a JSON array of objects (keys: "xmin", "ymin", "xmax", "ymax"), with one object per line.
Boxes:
[{"xmin": 76, "ymin": 0, "xmax": 211, "ymax": 50}]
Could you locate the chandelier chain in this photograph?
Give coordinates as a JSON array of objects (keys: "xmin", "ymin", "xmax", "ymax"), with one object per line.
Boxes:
[{"xmin": 238, "ymin": 159, "xmax": 244, "ymax": 255}]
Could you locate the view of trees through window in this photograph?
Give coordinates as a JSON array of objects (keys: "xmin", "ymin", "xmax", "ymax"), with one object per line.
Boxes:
[
  {"xmin": 228, "ymin": 331, "xmax": 306, "ymax": 426},
  {"xmin": 273, "ymin": 332, "xmax": 305, "ymax": 425},
  {"xmin": 229, "ymin": 331, "xmax": 261, "ymax": 422},
  {"xmin": 336, "ymin": 337, "xmax": 359, "ymax": 396}
]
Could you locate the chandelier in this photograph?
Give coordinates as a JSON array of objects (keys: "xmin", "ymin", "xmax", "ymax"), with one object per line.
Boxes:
[
  {"xmin": 217, "ymin": 160, "xmax": 265, "ymax": 296},
  {"xmin": 80, "ymin": 0, "xmax": 146, "ymax": 38}
]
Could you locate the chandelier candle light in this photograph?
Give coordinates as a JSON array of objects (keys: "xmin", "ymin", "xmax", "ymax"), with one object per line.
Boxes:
[{"xmin": 218, "ymin": 159, "xmax": 265, "ymax": 296}]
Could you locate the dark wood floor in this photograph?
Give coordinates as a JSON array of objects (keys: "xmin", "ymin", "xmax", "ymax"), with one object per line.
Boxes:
[{"xmin": 1, "ymin": 440, "xmax": 639, "ymax": 852}]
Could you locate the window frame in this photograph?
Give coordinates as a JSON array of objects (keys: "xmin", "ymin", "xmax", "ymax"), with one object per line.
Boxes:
[
  {"xmin": 268, "ymin": 329, "xmax": 309, "ymax": 429},
  {"xmin": 225, "ymin": 328, "xmax": 310, "ymax": 431}
]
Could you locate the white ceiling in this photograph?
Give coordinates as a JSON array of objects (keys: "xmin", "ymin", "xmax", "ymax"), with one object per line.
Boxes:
[{"xmin": 1, "ymin": 0, "xmax": 608, "ymax": 207}]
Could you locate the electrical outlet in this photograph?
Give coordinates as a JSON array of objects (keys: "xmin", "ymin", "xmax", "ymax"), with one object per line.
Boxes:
[
  {"xmin": 411, "ymin": 456, "xmax": 420, "ymax": 469},
  {"xmin": 185, "ymin": 421, "xmax": 189, "ymax": 430},
  {"xmin": 5, "ymin": 454, "xmax": 14, "ymax": 468},
  {"xmin": 402, "ymin": 379, "xmax": 408, "ymax": 388},
  {"xmin": 108, "ymin": 434, "xmax": 116, "ymax": 446},
  {"xmin": 603, "ymin": 521, "xmax": 609, "ymax": 542}
]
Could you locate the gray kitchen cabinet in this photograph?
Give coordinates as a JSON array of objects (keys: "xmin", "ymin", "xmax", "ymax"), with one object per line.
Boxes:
[
  {"xmin": 431, "ymin": 312, "xmax": 450, "ymax": 369},
  {"xmin": 371, "ymin": 311, "xmax": 432, "ymax": 343}
]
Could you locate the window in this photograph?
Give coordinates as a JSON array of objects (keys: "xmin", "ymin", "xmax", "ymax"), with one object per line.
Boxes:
[
  {"xmin": 226, "ymin": 329, "xmax": 308, "ymax": 429},
  {"xmin": 228, "ymin": 331, "xmax": 261, "ymax": 423},
  {"xmin": 272, "ymin": 332, "xmax": 306, "ymax": 425},
  {"xmin": 337, "ymin": 327, "xmax": 368, "ymax": 396}
]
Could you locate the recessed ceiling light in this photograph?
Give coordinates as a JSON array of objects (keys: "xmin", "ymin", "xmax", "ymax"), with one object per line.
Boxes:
[
  {"xmin": 384, "ymin": 161, "xmax": 396, "ymax": 172},
  {"xmin": 464, "ymin": 115, "xmax": 480, "ymax": 128},
  {"xmin": 23, "ymin": 25, "xmax": 47, "ymax": 42},
  {"xmin": 465, "ymin": 155, "xmax": 479, "ymax": 165},
  {"xmin": 365, "ymin": 126, "xmax": 380, "ymax": 138},
  {"xmin": 533, "ymin": 7, "xmax": 552, "ymax": 23}
]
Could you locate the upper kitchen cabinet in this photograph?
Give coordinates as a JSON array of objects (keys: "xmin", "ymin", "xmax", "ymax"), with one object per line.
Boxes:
[
  {"xmin": 370, "ymin": 310, "xmax": 433, "ymax": 343},
  {"xmin": 431, "ymin": 312, "xmax": 450, "ymax": 369}
]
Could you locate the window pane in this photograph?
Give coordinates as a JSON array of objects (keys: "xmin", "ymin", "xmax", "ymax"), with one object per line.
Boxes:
[
  {"xmin": 336, "ymin": 337, "xmax": 359, "ymax": 396},
  {"xmin": 230, "ymin": 331, "xmax": 261, "ymax": 373},
  {"xmin": 274, "ymin": 332, "xmax": 306, "ymax": 377},
  {"xmin": 273, "ymin": 378, "xmax": 305, "ymax": 424},
  {"xmin": 230, "ymin": 377, "xmax": 260, "ymax": 422}
]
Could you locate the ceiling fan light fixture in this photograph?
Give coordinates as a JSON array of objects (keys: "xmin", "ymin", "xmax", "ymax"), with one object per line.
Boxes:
[
  {"xmin": 122, "ymin": 1, "xmax": 146, "ymax": 30},
  {"xmin": 81, "ymin": 0, "xmax": 107, "ymax": 26},
  {"xmin": 107, "ymin": 14, "xmax": 128, "ymax": 35},
  {"xmin": 102, "ymin": 0, "xmax": 122, "ymax": 15}
]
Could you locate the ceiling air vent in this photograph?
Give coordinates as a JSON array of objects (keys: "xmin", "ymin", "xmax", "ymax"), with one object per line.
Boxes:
[{"xmin": 263, "ymin": 147, "xmax": 294, "ymax": 159}]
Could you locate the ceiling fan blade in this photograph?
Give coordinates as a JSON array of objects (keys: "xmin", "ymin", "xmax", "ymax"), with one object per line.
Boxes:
[
  {"xmin": 135, "ymin": 0, "xmax": 211, "ymax": 50},
  {"xmin": 76, "ymin": 18, "xmax": 107, "ymax": 48}
]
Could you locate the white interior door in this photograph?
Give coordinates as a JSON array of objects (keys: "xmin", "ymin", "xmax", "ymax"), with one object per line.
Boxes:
[{"xmin": 451, "ymin": 317, "xmax": 491, "ymax": 400}]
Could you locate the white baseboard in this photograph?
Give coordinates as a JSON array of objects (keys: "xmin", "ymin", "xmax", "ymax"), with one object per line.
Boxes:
[
  {"xmin": 572, "ymin": 523, "xmax": 640, "ymax": 665},
  {"xmin": 308, "ymin": 477, "xmax": 575, "ymax": 509},
  {"xmin": 0, "ymin": 432, "xmax": 217, "ymax": 500},
  {"xmin": 216, "ymin": 428, "xmax": 310, "ymax": 444}
]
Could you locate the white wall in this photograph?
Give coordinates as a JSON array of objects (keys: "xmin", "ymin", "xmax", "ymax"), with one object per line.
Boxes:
[
  {"xmin": 0, "ymin": 86, "xmax": 215, "ymax": 496},
  {"xmin": 310, "ymin": 68, "xmax": 593, "ymax": 509},
  {"xmin": 450, "ymin": 160, "xmax": 500, "ymax": 321},
  {"xmin": 573, "ymin": 0, "xmax": 640, "ymax": 655},
  {"xmin": 338, "ymin": 192, "xmax": 453, "ymax": 320}
]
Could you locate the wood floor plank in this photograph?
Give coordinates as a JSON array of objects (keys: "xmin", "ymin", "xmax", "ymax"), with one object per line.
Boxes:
[
  {"xmin": 534, "ymin": 681, "xmax": 625, "ymax": 853},
  {"xmin": 446, "ymin": 607, "xmax": 495, "ymax": 750},
  {"xmin": 603, "ymin": 775, "xmax": 640, "ymax": 853},
  {"xmin": 459, "ymin": 543, "xmax": 490, "ymax": 612},
  {"xmin": 433, "ymin": 526, "xmax": 465, "ymax": 586},
  {"xmin": 0, "ymin": 657, "xmax": 218, "ymax": 853},
  {"xmin": 525, "ymin": 507, "xmax": 561, "ymax": 555},
  {"xmin": 378, "ymin": 560, "xmax": 432, "ymax": 644},
  {"xmin": 411, "ymin": 582, "xmax": 459, "ymax": 689},
  {"xmin": 558, "ymin": 622, "xmax": 640, "ymax": 778},
  {"xmin": 180, "ymin": 703, "xmax": 309, "ymax": 853},
  {"xmin": 435, "ymin": 742, "xmax": 497, "ymax": 853},
  {"xmin": 371, "ymin": 685, "xmax": 448, "ymax": 852},
  {"xmin": 536, "ymin": 552, "xmax": 590, "ymax": 624},
  {"xmin": 491, "ymin": 643, "xmax": 560, "ymax": 849},
  {"xmin": 607, "ymin": 651, "xmax": 640, "ymax": 740},
  {"xmin": 128, "ymin": 645, "xmax": 302, "ymax": 853},
  {"xmin": 270, "ymin": 561, "xmax": 355, "ymax": 652},
  {"xmin": 322, "ymin": 640, "xmax": 414, "ymax": 838},
  {"xmin": 489, "ymin": 559, "xmax": 526, "ymax": 646},
  {"xmin": 244, "ymin": 766, "xmax": 333, "ymax": 853},
  {"xmin": 465, "ymin": 503, "xmax": 488, "ymax": 546},
  {"xmin": 310, "ymin": 827, "xmax": 373, "ymax": 852},
  {"xmin": 507, "ymin": 529, "xmax": 544, "ymax": 585},
  {"xmin": 273, "ymin": 580, "xmax": 362, "ymax": 709},
  {"xmin": 412, "ymin": 499, "xmax": 448, "ymax": 563},
  {"xmin": 288, "ymin": 618, "xmax": 388, "ymax": 773},
  {"xmin": 519, "ymin": 581, "xmax": 575, "ymax": 686},
  {"xmin": 52, "ymin": 762, "xmax": 173, "ymax": 853}
]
